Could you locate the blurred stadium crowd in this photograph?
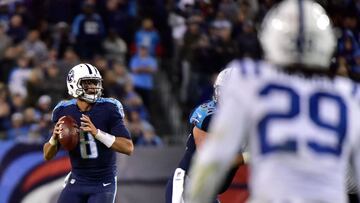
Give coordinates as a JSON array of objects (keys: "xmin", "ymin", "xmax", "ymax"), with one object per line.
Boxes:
[{"xmin": 0, "ymin": 0, "xmax": 359, "ymax": 146}]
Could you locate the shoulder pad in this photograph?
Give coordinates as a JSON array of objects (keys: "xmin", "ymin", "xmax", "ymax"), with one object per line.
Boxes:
[
  {"xmin": 97, "ymin": 97, "xmax": 125, "ymax": 118},
  {"xmin": 51, "ymin": 99, "xmax": 76, "ymax": 122},
  {"xmin": 189, "ymin": 100, "xmax": 216, "ymax": 128}
]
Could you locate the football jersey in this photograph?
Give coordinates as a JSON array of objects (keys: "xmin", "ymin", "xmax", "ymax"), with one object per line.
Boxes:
[
  {"xmin": 187, "ymin": 59, "xmax": 360, "ymax": 203},
  {"xmin": 52, "ymin": 97, "xmax": 130, "ymax": 183}
]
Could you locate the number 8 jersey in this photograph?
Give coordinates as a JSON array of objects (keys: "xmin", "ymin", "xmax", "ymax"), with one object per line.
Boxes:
[
  {"xmin": 51, "ymin": 97, "xmax": 130, "ymax": 184},
  {"xmin": 193, "ymin": 59, "xmax": 360, "ymax": 203}
]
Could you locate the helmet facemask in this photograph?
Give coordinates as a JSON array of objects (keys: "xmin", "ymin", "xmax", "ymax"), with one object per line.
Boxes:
[{"xmin": 77, "ymin": 78, "xmax": 103, "ymax": 103}]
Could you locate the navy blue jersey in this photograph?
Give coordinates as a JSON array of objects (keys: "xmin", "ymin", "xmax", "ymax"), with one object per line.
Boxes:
[
  {"xmin": 178, "ymin": 100, "xmax": 216, "ymax": 171},
  {"xmin": 52, "ymin": 98, "xmax": 130, "ymax": 183}
]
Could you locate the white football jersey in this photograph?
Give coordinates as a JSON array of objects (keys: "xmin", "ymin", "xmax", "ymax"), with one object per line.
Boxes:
[{"xmin": 186, "ymin": 59, "xmax": 360, "ymax": 203}]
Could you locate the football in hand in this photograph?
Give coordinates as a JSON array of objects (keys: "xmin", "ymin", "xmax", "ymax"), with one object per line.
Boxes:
[{"xmin": 59, "ymin": 116, "xmax": 79, "ymax": 151}]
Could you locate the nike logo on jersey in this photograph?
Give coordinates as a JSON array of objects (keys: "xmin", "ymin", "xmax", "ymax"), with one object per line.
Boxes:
[{"xmin": 103, "ymin": 182, "xmax": 111, "ymax": 187}]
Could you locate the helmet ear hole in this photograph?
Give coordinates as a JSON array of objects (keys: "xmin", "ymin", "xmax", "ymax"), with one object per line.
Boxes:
[
  {"xmin": 70, "ymin": 85, "xmax": 74, "ymax": 89},
  {"xmin": 76, "ymin": 89, "xmax": 84, "ymax": 96}
]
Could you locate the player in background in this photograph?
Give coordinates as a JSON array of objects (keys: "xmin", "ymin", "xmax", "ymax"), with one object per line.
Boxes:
[
  {"xmin": 43, "ymin": 63, "xmax": 134, "ymax": 203},
  {"xmin": 186, "ymin": 0, "xmax": 360, "ymax": 203},
  {"xmin": 165, "ymin": 68, "xmax": 249, "ymax": 203}
]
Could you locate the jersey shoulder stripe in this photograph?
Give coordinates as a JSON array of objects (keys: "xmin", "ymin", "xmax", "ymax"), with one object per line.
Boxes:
[{"xmin": 53, "ymin": 99, "xmax": 77, "ymax": 110}]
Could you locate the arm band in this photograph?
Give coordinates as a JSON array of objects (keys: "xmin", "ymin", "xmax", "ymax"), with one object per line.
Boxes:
[
  {"xmin": 49, "ymin": 136, "xmax": 58, "ymax": 146},
  {"xmin": 95, "ymin": 129, "xmax": 116, "ymax": 148}
]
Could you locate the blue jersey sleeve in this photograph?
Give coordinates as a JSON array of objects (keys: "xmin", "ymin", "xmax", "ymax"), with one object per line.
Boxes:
[
  {"xmin": 51, "ymin": 101, "xmax": 65, "ymax": 123},
  {"xmin": 108, "ymin": 99, "xmax": 131, "ymax": 139},
  {"xmin": 51, "ymin": 99, "xmax": 76, "ymax": 123},
  {"xmin": 189, "ymin": 101, "xmax": 216, "ymax": 132}
]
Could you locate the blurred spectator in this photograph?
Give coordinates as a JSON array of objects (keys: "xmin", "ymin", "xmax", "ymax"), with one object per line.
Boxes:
[
  {"xmin": 28, "ymin": 112, "xmax": 52, "ymax": 143},
  {"xmin": 236, "ymin": 20, "xmax": 261, "ymax": 58},
  {"xmin": 0, "ymin": 83, "xmax": 10, "ymax": 138},
  {"xmin": 179, "ymin": 16, "xmax": 202, "ymax": 103},
  {"xmin": 13, "ymin": 2, "xmax": 35, "ymax": 29},
  {"xmin": 21, "ymin": 30, "xmax": 48, "ymax": 63},
  {"xmin": 335, "ymin": 56, "xmax": 350, "ymax": 77},
  {"xmin": 168, "ymin": 10, "xmax": 187, "ymax": 43},
  {"xmin": 0, "ymin": 23, "xmax": 12, "ymax": 59},
  {"xmin": 10, "ymin": 93, "xmax": 26, "ymax": 113},
  {"xmin": 136, "ymin": 122, "xmax": 163, "ymax": 147},
  {"xmin": 71, "ymin": 2, "xmax": 105, "ymax": 59},
  {"xmin": 211, "ymin": 19, "xmax": 238, "ymax": 71},
  {"xmin": 129, "ymin": 44, "xmax": 158, "ymax": 109},
  {"xmin": 26, "ymin": 67, "xmax": 44, "ymax": 106},
  {"xmin": 46, "ymin": 0, "xmax": 78, "ymax": 24},
  {"xmin": 36, "ymin": 95, "xmax": 52, "ymax": 114},
  {"xmin": 103, "ymin": 29, "xmax": 127, "ymax": 64},
  {"xmin": 23, "ymin": 107, "xmax": 44, "ymax": 143},
  {"xmin": 6, "ymin": 112, "xmax": 29, "ymax": 140},
  {"xmin": 128, "ymin": 110, "xmax": 145, "ymax": 144},
  {"xmin": 8, "ymin": 56, "xmax": 32, "ymax": 97},
  {"xmin": 0, "ymin": 4, "xmax": 9, "ymax": 29},
  {"xmin": 41, "ymin": 63, "xmax": 66, "ymax": 103},
  {"xmin": 52, "ymin": 22, "xmax": 72, "ymax": 58},
  {"xmin": 104, "ymin": 0, "xmax": 133, "ymax": 44},
  {"xmin": 338, "ymin": 30, "xmax": 359, "ymax": 65},
  {"xmin": 351, "ymin": 49, "xmax": 360, "ymax": 74},
  {"xmin": 103, "ymin": 63, "xmax": 131, "ymax": 98},
  {"xmin": 37, "ymin": 19, "xmax": 53, "ymax": 47},
  {"xmin": 23, "ymin": 107, "xmax": 40, "ymax": 127},
  {"xmin": 0, "ymin": 47, "xmax": 18, "ymax": 83},
  {"xmin": 122, "ymin": 81, "xmax": 149, "ymax": 120},
  {"xmin": 134, "ymin": 18, "xmax": 160, "ymax": 56},
  {"xmin": 93, "ymin": 55, "xmax": 109, "ymax": 76},
  {"xmin": 7, "ymin": 14, "xmax": 27, "ymax": 44},
  {"xmin": 238, "ymin": 0, "xmax": 259, "ymax": 21},
  {"xmin": 218, "ymin": 0, "xmax": 240, "ymax": 23},
  {"xmin": 57, "ymin": 48, "xmax": 80, "ymax": 78},
  {"xmin": 30, "ymin": 95, "xmax": 53, "ymax": 142}
]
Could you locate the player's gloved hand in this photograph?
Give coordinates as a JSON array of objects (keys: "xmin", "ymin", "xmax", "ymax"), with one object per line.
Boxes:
[{"xmin": 80, "ymin": 114, "xmax": 97, "ymax": 136}]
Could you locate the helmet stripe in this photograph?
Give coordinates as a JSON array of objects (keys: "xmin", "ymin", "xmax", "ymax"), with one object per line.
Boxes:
[
  {"xmin": 297, "ymin": 0, "xmax": 305, "ymax": 55},
  {"xmin": 84, "ymin": 63, "xmax": 93, "ymax": 74}
]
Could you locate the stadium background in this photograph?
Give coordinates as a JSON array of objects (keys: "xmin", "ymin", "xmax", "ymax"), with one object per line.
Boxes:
[{"xmin": 0, "ymin": 0, "xmax": 358, "ymax": 202}]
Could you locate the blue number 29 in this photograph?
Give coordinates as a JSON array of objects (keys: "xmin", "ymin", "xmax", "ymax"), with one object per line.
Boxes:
[{"xmin": 258, "ymin": 84, "xmax": 347, "ymax": 157}]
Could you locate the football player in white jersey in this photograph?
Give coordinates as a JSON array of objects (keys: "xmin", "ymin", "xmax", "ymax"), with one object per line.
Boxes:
[{"xmin": 185, "ymin": 0, "xmax": 360, "ymax": 203}]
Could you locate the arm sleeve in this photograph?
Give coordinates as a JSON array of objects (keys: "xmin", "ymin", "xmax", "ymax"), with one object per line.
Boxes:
[
  {"xmin": 51, "ymin": 109, "xmax": 60, "ymax": 124},
  {"xmin": 109, "ymin": 100, "xmax": 131, "ymax": 139},
  {"xmin": 185, "ymin": 70, "xmax": 250, "ymax": 203}
]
